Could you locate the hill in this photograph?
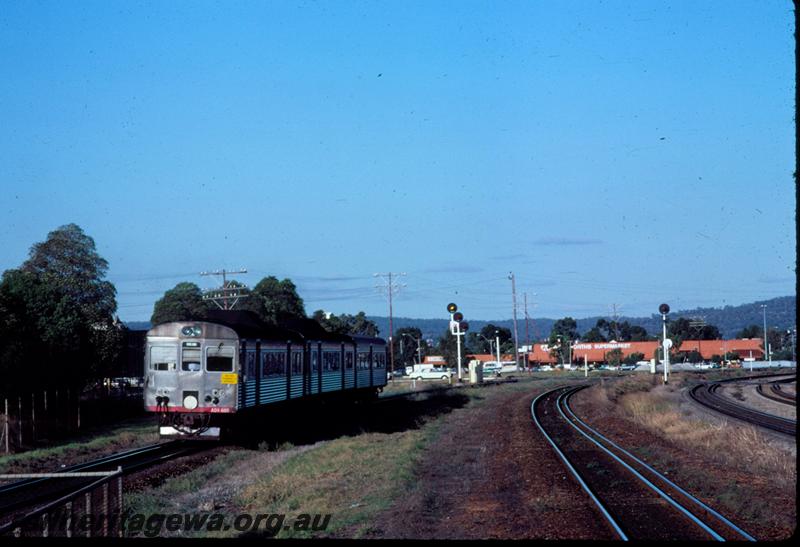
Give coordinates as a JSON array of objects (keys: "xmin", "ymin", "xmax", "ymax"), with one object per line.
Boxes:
[
  {"xmin": 124, "ymin": 296, "xmax": 795, "ymax": 343},
  {"xmin": 367, "ymin": 296, "xmax": 796, "ymax": 343}
]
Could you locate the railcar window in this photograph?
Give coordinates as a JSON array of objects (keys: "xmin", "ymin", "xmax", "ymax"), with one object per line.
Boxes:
[
  {"xmin": 374, "ymin": 353, "xmax": 386, "ymax": 369},
  {"xmin": 262, "ymin": 351, "xmax": 286, "ymax": 376},
  {"xmin": 357, "ymin": 352, "xmax": 369, "ymax": 370},
  {"xmin": 311, "ymin": 350, "xmax": 319, "ymax": 372},
  {"xmin": 182, "ymin": 348, "xmax": 202, "ymax": 371},
  {"xmin": 291, "ymin": 351, "xmax": 303, "ymax": 375},
  {"xmin": 150, "ymin": 346, "xmax": 177, "ymax": 371},
  {"xmin": 323, "ymin": 351, "xmax": 341, "ymax": 371},
  {"xmin": 345, "ymin": 351, "xmax": 354, "ymax": 370},
  {"xmin": 246, "ymin": 351, "xmax": 257, "ymax": 379},
  {"xmin": 206, "ymin": 346, "xmax": 234, "ymax": 372}
]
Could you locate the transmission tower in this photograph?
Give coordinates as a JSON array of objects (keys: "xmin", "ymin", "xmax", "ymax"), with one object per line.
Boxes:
[
  {"xmin": 201, "ymin": 268, "xmax": 249, "ymax": 310},
  {"xmin": 374, "ymin": 272, "xmax": 406, "ymax": 377}
]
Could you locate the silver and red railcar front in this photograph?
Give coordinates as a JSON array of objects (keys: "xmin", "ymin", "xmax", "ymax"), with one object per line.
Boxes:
[{"xmin": 144, "ymin": 322, "xmax": 239, "ymax": 439}]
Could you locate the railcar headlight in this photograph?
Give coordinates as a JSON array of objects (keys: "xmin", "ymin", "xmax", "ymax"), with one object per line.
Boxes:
[
  {"xmin": 181, "ymin": 326, "xmax": 202, "ymax": 337},
  {"xmin": 183, "ymin": 395, "xmax": 198, "ymax": 410}
]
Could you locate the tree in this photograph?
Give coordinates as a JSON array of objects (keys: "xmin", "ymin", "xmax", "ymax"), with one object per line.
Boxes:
[
  {"xmin": 151, "ymin": 282, "xmax": 213, "ymax": 325},
  {"xmin": 22, "ymin": 224, "xmax": 116, "ymax": 322},
  {"xmin": 467, "ymin": 324, "xmax": 513, "ymax": 354},
  {"xmin": 685, "ymin": 350, "xmax": 704, "ymax": 363},
  {"xmin": 549, "ymin": 317, "xmax": 578, "ymax": 364},
  {"xmin": 247, "ymin": 276, "xmax": 306, "ymax": 324},
  {"xmin": 1, "ymin": 224, "xmax": 120, "ymax": 391},
  {"xmin": 582, "ymin": 326, "xmax": 606, "ymax": 343},
  {"xmin": 623, "ymin": 352, "xmax": 645, "ymax": 365},
  {"xmin": 392, "ymin": 326, "xmax": 429, "ymax": 368},
  {"xmin": 605, "ymin": 348, "xmax": 623, "ymax": 366},
  {"xmin": 737, "ymin": 325, "xmax": 762, "ymax": 339},
  {"xmin": 435, "ymin": 328, "xmax": 469, "ymax": 371},
  {"xmin": 311, "ymin": 310, "xmax": 379, "ymax": 337}
]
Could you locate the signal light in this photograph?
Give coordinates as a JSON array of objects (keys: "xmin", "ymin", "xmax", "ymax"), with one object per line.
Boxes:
[
  {"xmin": 447, "ymin": 303, "xmax": 458, "ymax": 313},
  {"xmin": 459, "ymin": 321, "xmax": 469, "ymax": 331},
  {"xmin": 453, "ymin": 311, "xmax": 464, "ymax": 322}
]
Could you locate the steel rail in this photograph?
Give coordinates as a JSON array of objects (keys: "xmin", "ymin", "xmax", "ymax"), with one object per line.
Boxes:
[
  {"xmin": 756, "ymin": 382, "xmax": 796, "ymax": 406},
  {"xmin": 552, "ymin": 388, "xmax": 725, "ymax": 541},
  {"xmin": 0, "ymin": 441, "xmax": 202, "ymax": 519},
  {"xmin": 689, "ymin": 383, "xmax": 796, "ymax": 436},
  {"xmin": 0, "ymin": 441, "xmax": 180, "ymax": 497},
  {"xmin": 561, "ymin": 387, "xmax": 756, "ymax": 542},
  {"xmin": 530, "ymin": 388, "xmax": 628, "ymax": 540}
]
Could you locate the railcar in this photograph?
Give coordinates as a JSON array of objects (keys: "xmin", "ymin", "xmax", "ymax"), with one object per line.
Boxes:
[{"xmin": 144, "ymin": 310, "xmax": 387, "ymax": 439}]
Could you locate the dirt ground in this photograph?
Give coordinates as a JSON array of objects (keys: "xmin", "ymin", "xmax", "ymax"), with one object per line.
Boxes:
[
  {"xmin": 717, "ymin": 378, "xmax": 796, "ymax": 421},
  {"xmin": 365, "ymin": 383, "xmax": 615, "ymax": 539},
  {"xmin": 365, "ymin": 378, "xmax": 795, "ymax": 540}
]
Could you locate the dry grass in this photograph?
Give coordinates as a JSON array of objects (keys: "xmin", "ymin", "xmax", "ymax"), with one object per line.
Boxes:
[{"xmin": 620, "ymin": 389, "xmax": 795, "ymax": 481}]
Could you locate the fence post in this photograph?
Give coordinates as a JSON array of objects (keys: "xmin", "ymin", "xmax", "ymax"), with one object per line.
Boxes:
[
  {"xmin": 31, "ymin": 392, "xmax": 36, "ymax": 443},
  {"xmin": 3, "ymin": 398, "xmax": 9, "ymax": 454},
  {"xmin": 85, "ymin": 492, "xmax": 91, "ymax": 538},
  {"xmin": 17, "ymin": 396, "xmax": 23, "ymax": 449},
  {"xmin": 117, "ymin": 467, "xmax": 124, "ymax": 538},
  {"xmin": 66, "ymin": 501, "xmax": 73, "ymax": 538}
]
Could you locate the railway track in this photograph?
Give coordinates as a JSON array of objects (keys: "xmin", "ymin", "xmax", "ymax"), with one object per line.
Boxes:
[
  {"xmin": 689, "ymin": 381, "xmax": 796, "ymax": 436},
  {"xmin": 0, "ymin": 440, "xmax": 205, "ymax": 529},
  {"xmin": 756, "ymin": 378, "xmax": 796, "ymax": 406},
  {"xmin": 531, "ymin": 385, "xmax": 756, "ymax": 541}
]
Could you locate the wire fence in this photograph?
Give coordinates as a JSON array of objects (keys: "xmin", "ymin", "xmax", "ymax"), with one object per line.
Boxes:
[
  {"xmin": 0, "ymin": 468, "xmax": 124, "ymax": 537},
  {"xmin": 0, "ymin": 386, "xmax": 144, "ymax": 454}
]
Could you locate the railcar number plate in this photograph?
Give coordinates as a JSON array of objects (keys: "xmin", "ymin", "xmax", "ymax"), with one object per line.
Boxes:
[{"xmin": 220, "ymin": 373, "xmax": 238, "ymax": 385}]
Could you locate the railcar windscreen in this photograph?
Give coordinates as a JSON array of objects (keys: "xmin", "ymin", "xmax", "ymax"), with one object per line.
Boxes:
[
  {"xmin": 182, "ymin": 348, "xmax": 202, "ymax": 371},
  {"xmin": 150, "ymin": 346, "xmax": 177, "ymax": 371},
  {"xmin": 206, "ymin": 346, "xmax": 235, "ymax": 372}
]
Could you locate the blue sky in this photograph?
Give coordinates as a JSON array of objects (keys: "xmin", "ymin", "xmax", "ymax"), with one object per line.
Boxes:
[{"xmin": 0, "ymin": 0, "xmax": 795, "ymax": 322}]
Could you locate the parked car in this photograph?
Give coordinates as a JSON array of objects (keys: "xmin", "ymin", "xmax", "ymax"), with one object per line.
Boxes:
[
  {"xmin": 620, "ymin": 364, "xmax": 637, "ymax": 371},
  {"xmin": 539, "ymin": 365, "xmax": 553, "ymax": 371},
  {"xmin": 411, "ymin": 366, "xmax": 452, "ymax": 381},
  {"xmin": 482, "ymin": 362, "xmax": 503, "ymax": 375}
]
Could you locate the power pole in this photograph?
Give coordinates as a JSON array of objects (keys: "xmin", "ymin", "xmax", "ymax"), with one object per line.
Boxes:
[
  {"xmin": 508, "ymin": 272, "xmax": 521, "ymax": 369},
  {"xmin": 200, "ymin": 268, "xmax": 249, "ymax": 310},
  {"xmin": 375, "ymin": 272, "xmax": 406, "ymax": 378},
  {"xmin": 611, "ymin": 303, "xmax": 620, "ymax": 340},
  {"xmin": 524, "ymin": 292, "xmax": 534, "ymax": 370}
]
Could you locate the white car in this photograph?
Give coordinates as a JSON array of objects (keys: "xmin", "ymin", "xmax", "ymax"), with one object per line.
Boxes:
[
  {"xmin": 482, "ymin": 362, "xmax": 503, "ymax": 375},
  {"xmin": 411, "ymin": 367, "xmax": 452, "ymax": 381},
  {"xmin": 539, "ymin": 365, "xmax": 553, "ymax": 371}
]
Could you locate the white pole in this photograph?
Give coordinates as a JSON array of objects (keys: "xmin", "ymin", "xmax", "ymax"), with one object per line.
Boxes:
[
  {"xmin": 456, "ymin": 322, "xmax": 463, "ymax": 382},
  {"xmin": 662, "ymin": 313, "xmax": 670, "ymax": 384},
  {"xmin": 495, "ymin": 334, "xmax": 501, "ymax": 370},
  {"xmin": 584, "ymin": 354, "xmax": 588, "ymax": 377},
  {"xmin": 761, "ymin": 304, "xmax": 768, "ymax": 369}
]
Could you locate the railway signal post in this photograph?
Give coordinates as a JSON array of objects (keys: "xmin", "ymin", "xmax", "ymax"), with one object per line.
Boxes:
[
  {"xmin": 447, "ymin": 303, "xmax": 468, "ymax": 382},
  {"xmin": 659, "ymin": 303, "xmax": 671, "ymax": 384}
]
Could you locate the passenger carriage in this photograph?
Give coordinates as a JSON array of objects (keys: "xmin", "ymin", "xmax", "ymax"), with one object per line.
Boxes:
[{"xmin": 144, "ymin": 310, "xmax": 387, "ymax": 438}]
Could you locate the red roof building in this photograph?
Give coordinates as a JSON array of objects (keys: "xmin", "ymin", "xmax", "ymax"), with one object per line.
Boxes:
[{"xmin": 527, "ymin": 339, "xmax": 764, "ymax": 364}]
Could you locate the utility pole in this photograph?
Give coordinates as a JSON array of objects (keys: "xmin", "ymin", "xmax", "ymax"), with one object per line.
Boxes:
[
  {"xmin": 509, "ymin": 272, "xmax": 521, "ymax": 370},
  {"xmin": 375, "ymin": 272, "xmax": 406, "ymax": 379},
  {"xmin": 611, "ymin": 303, "xmax": 620, "ymax": 340},
  {"xmin": 524, "ymin": 292, "xmax": 532, "ymax": 370},
  {"xmin": 200, "ymin": 268, "xmax": 249, "ymax": 310},
  {"xmin": 760, "ymin": 304, "xmax": 769, "ymax": 367}
]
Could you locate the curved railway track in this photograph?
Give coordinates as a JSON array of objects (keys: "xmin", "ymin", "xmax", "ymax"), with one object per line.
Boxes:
[
  {"xmin": 689, "ymin": 381, "xmax": 796, "ymax": 436},
  {"xmin": 0, "ymin": 440, "xmax": 205, "ymax": 528},
  {"xmin": 532, "ymin": 385, "xmax": 756, "ymax": 541},
  {"xmin": 756, "ymin": 378, "xmax": 796, "ymax": 406}
]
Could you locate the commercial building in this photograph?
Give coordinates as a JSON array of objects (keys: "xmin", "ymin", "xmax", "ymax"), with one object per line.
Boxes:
[{"xmin": 527, "ymin": 339, "xmax": 765, "ymax": 365}]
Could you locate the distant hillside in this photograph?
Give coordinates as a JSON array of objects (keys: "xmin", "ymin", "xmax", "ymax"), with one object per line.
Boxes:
[
  {"xmin": 125, "ymin": 296, "xmax": 795, "ymax": 342},
  {"xmin": 367, "ymin": 296, "xmax": 796, "ymax": 342}
]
